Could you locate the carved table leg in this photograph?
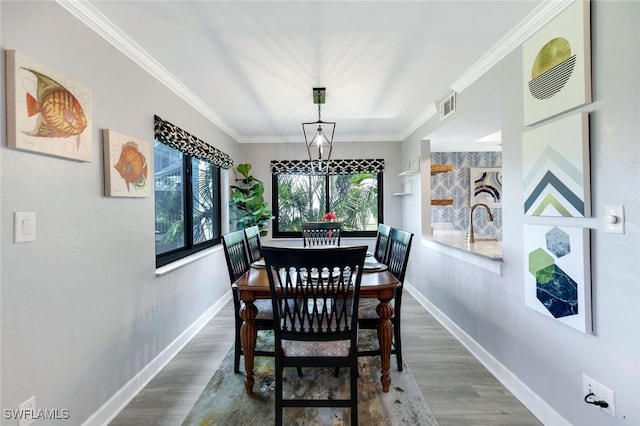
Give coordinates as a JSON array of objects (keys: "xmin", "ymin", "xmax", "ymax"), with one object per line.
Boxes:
[
  {"xmin": 239, "ymin": 297, "xmax": 258, "ymax": 395},
  {"xmin": 376, "ymin": 297, "xmax": 395, "ymax": 393}
]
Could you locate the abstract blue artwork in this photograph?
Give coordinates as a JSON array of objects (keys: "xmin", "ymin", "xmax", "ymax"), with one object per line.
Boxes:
[
  {"xmin": 470, "ymin": 167, "xmax": 502, "ymax": 208},
  {"xmin": 524, "ymin": 224, "xmax": 591, "ymax": 333}
]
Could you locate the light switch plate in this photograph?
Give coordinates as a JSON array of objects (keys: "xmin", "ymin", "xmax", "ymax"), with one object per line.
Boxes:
[
  {"xmin": 14, "ymin": 212, "xmax": 36, "ymax": 243},
  {"xmin": 604, "ymin": 205, "xmax": 624, "ymax": 234}
]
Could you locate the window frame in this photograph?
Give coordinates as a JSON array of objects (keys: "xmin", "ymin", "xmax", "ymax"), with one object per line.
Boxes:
[
  {"xmin": 271, "ymin": 171, "xmax": 383, "ymax": 239},
  {"xmin": 155, "ymin": 149, "xmax": 222, "ymax": 268}
]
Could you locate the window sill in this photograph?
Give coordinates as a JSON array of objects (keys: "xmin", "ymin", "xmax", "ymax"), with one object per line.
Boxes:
[{"xmin": 155, "ymin": 245, "xmax": 223, "ymax": 276}]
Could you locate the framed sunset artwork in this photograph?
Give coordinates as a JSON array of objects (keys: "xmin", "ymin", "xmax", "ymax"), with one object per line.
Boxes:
[
  {"xmin": 522, "ymin": 0, "xmax": 591, "ymax": 126},
  {"xmin": 5, "ymin": 49, "xmax": 92, "ymax": 161}
]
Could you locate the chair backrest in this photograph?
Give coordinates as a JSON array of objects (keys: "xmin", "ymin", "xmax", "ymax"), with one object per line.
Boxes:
[
  {"xmin": 301, "ymin": 221, "xmax": 342, "ymax": 247},
  {"xmin": 374, "ymin": 223, "xmax": 392, "ymax": 263},
  {"xmin": 262, "ymin": 246, "xmax": 367, "ymax": 343},
  {"xmin": 222, "ymin": 230, "xmax": 251, "ymax": 284},
  {"xmin": 386, "ymin": 228, "xmax": 414, "ymax": 284},
  {"xmin": 244, "ymin": 225, "xmax": 263, "ymax": 263}
]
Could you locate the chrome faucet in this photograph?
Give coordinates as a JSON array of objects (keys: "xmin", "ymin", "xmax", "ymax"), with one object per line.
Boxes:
[{"xmin": 467, "ymin": 203, "xmax": 494, "ymax": 243}]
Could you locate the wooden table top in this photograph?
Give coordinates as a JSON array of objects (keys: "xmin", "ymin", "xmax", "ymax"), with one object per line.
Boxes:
[{"xmin": 233, "ymin": 266, "xmax": 400, "ymax": 298}]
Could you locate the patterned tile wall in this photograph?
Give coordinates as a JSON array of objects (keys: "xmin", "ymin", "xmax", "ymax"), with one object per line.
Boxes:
[{"xmin": 431, "ymin": 152, "xmax": 502, "ymax": 240}]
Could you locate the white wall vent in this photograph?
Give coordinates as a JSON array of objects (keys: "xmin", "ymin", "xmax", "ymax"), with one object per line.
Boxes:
[{"xmin": 439, "ymin": 92, "xmax": 456, "ymax": 120}]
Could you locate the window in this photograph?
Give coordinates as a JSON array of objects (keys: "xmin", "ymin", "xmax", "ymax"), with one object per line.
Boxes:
[
  {"xmin": 155, "ymin": 142, "xmax": 221, "ymax": 267},
  {"xmin": 271, "ymin": 159, "xmax": 384, "ymax": 238},
  {"xmin": 154, "ymin": 115, "xmax": 232, "ymax": 268}
]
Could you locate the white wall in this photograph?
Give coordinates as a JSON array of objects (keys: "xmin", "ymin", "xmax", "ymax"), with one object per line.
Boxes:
[
  {"xmin": 401, "ymin": 2, "xmax": 639, "ymax": 425},
  {"xmin": 1, "ymin": 2, "xmax": 237, "ymax": 424}
]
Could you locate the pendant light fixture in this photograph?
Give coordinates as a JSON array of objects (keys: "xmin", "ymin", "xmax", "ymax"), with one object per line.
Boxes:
[{"xmin": 302, "ymin": 87, "xmax": 335, "ymax": 174}]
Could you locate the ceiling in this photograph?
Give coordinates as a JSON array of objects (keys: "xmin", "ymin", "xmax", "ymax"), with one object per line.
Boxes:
[{"xmin": 62, "ymin": 1, "xmax": 566, "ymax": 146}]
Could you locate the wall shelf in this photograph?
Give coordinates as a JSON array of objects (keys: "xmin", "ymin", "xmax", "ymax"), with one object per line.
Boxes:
[
  {"xmin": 393, "ymin": 175, "xmax": 414, "ymax": 196},
  {"xmin": 394, "ymin": 156, "xmax": 420, "ymax": 195},
  {"xmin": 431, "ymin": 164, "xmax": 453, "ymax": 204},
  {"xmin": 394, "ymin": 161, "xmax": 453, "ymax": 196},
  {"xmin": 399, "ymin": 156, "xmax": 420, "ymax": 176},
  {"xmin": 431, "ymin": 164, "xmax": 453, "ymax": 175}
]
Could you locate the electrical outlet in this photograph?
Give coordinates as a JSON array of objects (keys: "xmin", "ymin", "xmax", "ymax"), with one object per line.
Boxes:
[
  {"xmin": 599, "ymin": 383, "xmax": 616, "ymax": 417},
  {"xmin": 582, "ymin": 374, "xmax": 615, "ymax": 418},
  {"xmin": 583, "ymin": 374, "xmax": 597, "ymax": 397},
  {"xmin": 18, "ymin": 395, "xmax": 36, "ymax": 426}
]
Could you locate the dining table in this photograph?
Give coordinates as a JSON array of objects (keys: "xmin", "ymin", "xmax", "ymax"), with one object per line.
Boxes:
[{"xmin": 232, "ymin": 252, "xmax": 401, "ymax": 396}]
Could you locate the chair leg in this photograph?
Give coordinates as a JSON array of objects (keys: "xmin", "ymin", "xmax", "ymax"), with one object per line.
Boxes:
[
  {"xmin": 394, "ymin": 320, "xmax": 403, "ymax": 372},
  {"xmin": 275, "ymin": 360, "xmax": 283, "ymax": 426},
  {"xmin": 350, "ymin": 361, "xmax": 358, "ymax": 425},
  {"xmin": 297, "ymin": 367, "xmax": 303, "ymax": 377},
  {"xmin": 234, "ymin": 322, "xmax": 242, "ymax": 374}
]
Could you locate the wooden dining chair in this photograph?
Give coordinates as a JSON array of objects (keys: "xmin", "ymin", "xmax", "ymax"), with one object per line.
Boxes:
[
  {"xmin": 373, "ymin": 223, "xmax": 392, "ymax": 263},
  {"xmin": 301, "ymin": 221, "xmax": 342, "ymax": 247},
  {"xmin": 357, "ymin": 228, "xmax": 414, "ymax": 371},
  {"xmin": 262, "ymin": 245, "xmax": 367, "ymax": 426},
  {"xmin": 244, "ymin": 225, "xmax": 263, "ymax": 263},
  {"xmin": 222, "ymin": 230, "xmax": 274, "ymax": 374}
]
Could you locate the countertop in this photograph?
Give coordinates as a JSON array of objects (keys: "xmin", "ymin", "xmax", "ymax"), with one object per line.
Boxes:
[{"xmin": 422, "ymin": 232, "xmax": 503, "ymax": 261}]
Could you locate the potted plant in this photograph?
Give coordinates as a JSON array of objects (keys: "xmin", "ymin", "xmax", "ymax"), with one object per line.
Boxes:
[{"xmin": 230, "ymin": 163, "xmax": 272, "ymax": 236}]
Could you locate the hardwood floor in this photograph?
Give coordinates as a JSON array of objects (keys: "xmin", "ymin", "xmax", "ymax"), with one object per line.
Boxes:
[{"xmin": 109, "ymin": 293, "xmax": 542, "ymax": 425}]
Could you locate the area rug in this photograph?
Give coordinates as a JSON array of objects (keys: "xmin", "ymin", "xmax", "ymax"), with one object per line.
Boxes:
[{"xmin": 182, "ymin": 330, "xmax": 438, "ymax": 426}]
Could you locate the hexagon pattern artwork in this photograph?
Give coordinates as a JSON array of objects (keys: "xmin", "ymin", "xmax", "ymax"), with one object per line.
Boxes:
[
  {"xmin": 527, "ymin": 226, "xmax": 581, "ymax": 320},
  {"xmin": 524, "ymin": 209, "xmax": 591, "ymax": 332},
  {"xmin": 546, "ymin": 226, "xmax": 570, "ymax": 257}
]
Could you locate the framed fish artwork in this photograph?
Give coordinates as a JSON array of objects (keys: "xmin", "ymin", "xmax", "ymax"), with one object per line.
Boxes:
[
  {"xmin": 5, "ymin": 49, "xmax": 92, "ymax": 162},
  {"xmin": 103, "ymin": 129, "xmax": 152, "ymax": 198}
]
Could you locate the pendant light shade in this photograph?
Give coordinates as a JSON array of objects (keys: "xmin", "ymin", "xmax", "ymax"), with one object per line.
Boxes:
[{"xmin": 302, "ymin": 87, "xmax": 335, "ymax": 174}]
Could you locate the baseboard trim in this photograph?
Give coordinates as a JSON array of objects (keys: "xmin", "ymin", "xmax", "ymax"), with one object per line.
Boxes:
[
  {"xmin": 82, "ymin": 291, "xmax": 233, "ymax": 426},
  {"xmin": 405, "ymin": 283, "xmax": 570, "ymax": 426}
]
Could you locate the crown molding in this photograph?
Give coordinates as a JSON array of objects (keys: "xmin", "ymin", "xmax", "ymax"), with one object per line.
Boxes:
[
  {"xmin": 238, "ymin": 133, "xmax": 403, "ymax": 144},
  {"xmin": 400, "ymin": 103, "xmax": 438, "ymax": 141},
  {"xmin": 55, "ymin": 0, "xmax": 242, "ymax": 141},
  {"xmin": 57, "ymin": 0, "xmax": 575, "ymax": 145},
  {"xmin": 450, "ymin": 0, "xmax": 574, "ymax": 93}
]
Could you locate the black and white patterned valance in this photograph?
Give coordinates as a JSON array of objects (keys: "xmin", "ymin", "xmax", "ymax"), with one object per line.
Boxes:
[
  {"xmin": 271, "ymin": 159, "xmax": 384, "ymax": 175},
  {"xmin": 154, "ymin": 115, "xmax": 233, "ymax": 169}
]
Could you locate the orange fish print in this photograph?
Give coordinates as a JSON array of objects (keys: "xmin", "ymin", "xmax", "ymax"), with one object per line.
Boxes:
[
  {"xmin": 22, "ymin": 67, "xmax": 88, "ymax": 148},
  {"xmin": 114, "ymin": 142, "xmax": 148, "ymax": 192}
]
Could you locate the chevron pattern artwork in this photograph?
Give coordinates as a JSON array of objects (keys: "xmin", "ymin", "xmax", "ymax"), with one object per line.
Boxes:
[
  {"xmin": 432, "ymin": 152, "xmax": 502, "ymax": 240},
  {"xmin": 522, "ymin": 112, "xmax": 590, "ymax": 217},
  {"xmin": 523, "ymin": 224, "xmax": 591, "ymax": 333}
]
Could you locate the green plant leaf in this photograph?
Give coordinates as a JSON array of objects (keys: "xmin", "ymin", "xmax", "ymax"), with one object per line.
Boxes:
[
  {"xmin": 229, "ymin": 162, "xmax": 272, "ymax": 235},
  {"xmin": 236, "ymin": 163, "xmax": 251, "ymax": 178}
]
